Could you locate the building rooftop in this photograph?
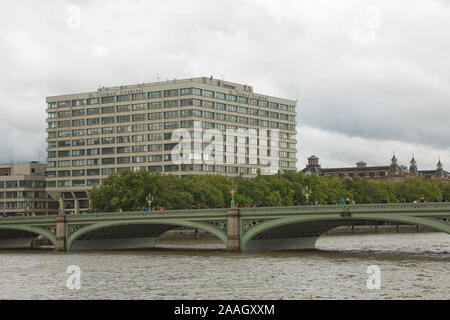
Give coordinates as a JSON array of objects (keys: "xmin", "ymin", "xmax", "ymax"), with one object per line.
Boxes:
[{"xmin": 46, "ymin": 76, "xmax": 297, "ymax": 104}]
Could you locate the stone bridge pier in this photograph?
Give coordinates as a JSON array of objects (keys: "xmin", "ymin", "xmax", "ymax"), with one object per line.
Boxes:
[
  {"xmin": 55, "ymin": 215, "xmax": 67, "ymax": 251},
  {"xmin": 226, "ymin": 209, "xmax": 240, "ymax": 252}
]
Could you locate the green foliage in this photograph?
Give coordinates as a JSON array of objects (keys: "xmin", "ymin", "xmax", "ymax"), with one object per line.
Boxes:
[{"xmin": 88, "ymin": 170, "xmax": 449, "ymax": 212}]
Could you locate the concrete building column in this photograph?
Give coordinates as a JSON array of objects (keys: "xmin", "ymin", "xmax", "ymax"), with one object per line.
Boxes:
[
  {"xmin": 227, "ymin": 208, "xmax": 240, "ymax": 252},
  {"xmin": 74, "ymin": 199, "xmax": 80, "ymax": 215},
  {"xmin": 55, "ymin": 215, "xmax": 67, "ymax": 251}
]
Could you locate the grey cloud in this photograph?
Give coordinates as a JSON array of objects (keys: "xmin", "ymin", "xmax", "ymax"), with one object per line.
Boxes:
[{"xmin": 0, "ymin": 0, "xmax": 449, "ymax": 165}]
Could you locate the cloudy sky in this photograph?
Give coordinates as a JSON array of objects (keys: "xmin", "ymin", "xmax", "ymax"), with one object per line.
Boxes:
[{"xmin": 0, "ymin": 0, "xmax": 449, "ymax": 170}]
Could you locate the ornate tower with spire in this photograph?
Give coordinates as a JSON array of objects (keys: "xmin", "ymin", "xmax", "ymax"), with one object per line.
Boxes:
[
  {"xmin": 409, "ymin": 155, "xmax": 418, "ymax": 174},
  {"xmin": 436, "ymin": 159, "xmax": 444, "ymax": 177},
  {"xmin": 389, "ymin": 152, "xmax": 402, "ymax": 172}
]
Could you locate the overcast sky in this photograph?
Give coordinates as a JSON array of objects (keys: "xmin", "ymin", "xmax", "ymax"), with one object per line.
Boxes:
[{"xmin": 0, "ymin": 0, "xmax": 449, "ymax": 171}]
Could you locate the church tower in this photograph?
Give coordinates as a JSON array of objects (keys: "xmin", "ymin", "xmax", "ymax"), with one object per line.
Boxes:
[
  {"xmin": 409, "ymin": 155, "xmax": 418, "ymax": 174},
  {"xmin": 389, "ymin": 153, "xmax": 402, "ymax": 172},
  {"xmin": 436, "ymin": 159, "xmax": 444, "ymax": 177}
]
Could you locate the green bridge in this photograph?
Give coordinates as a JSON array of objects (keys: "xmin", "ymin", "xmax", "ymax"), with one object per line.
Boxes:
[{"xmin": 0, "ymin": 203, "xmax": 449, "ymax": 252}]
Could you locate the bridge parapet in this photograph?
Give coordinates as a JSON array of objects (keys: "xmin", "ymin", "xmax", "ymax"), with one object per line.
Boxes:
[
  {"xmin": 66, "ymin": 208, "xmax": 228, "ymax": 221},
  {"xmin": 0, "ymin": 216, "xmax": 56, "ymax": 224},
  {"xmin": 240, "ymin": 203, "xmax": 450, "ymax": 217}
]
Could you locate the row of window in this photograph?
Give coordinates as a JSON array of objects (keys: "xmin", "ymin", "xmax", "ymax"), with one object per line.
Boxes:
[
  {"xmin": 327, "ymin": 171, "xmax": 387, "ymax": 177},
  {"xmin": 49, "ymin": 135, "xmax": 295, "ymax": 146},
  {"xmin": 48, "ymin": 139, "xmax": 296, "ymax": 158},
  {"xmin": 47, "ymin": 153, "xmax": 296, "ymax": 168},
  {"xmin": 48, "ymin": 143, "xmax": 296, "ymax": 155},
  {"xmin": 0, "ymin": 191, "xmax": 48, "ymax": 199},
  {"xmin": 51, "ymin": 103, "xmax": 295, "ymax": 119},
  {"xmin": 0, "ymin": 181, "xmax": 46, "ymax": 189},
  {"xmin": 51, "ymin": 116, "xmax": 295, "ymax": 130},
  {"xmin": 49, "ymin": 122, "xmax": 296, "ymax": 138},
  {"xmin": 48, "ymin": 145, "xmax": 296, "ymax": 158},
  {"xmin": 0, "ymin": 201, "xmax": 49, "ymax": 209},
  {"xmin": 48, "ymin": 129, "xmax": 295, "ymax": 147},
  {"xmin": 47, "ymin": 89, "xmax": 296, "ymax": 112}
]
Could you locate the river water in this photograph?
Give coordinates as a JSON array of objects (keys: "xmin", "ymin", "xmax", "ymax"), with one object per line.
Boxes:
[{"xmin": 0, "ymin": 233, "xmax": 449, "ymax": 300}]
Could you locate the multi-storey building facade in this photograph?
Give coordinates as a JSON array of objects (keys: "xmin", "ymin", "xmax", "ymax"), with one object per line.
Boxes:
[
  {"xmin": 302, "ymin": 155, "xmax": 449, "ymax": 182},
  {"xmin": 46, "ymin": 77, "xmax": 298, "ymax": 213},
  {"xmin": 0, "ymin": 162, "xmax": 57, "ymax": 216}
]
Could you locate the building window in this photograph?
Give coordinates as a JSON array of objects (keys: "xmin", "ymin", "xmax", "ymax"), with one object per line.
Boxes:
[
  {"xmin": 149, "ymin": 101, "xmax": 162, "ymax": 110},
  {"xmin": 117, "ymin": 116, "xmax": 130, "ymax": 123},
  {"xmin": 203, "ymin": 101, "xmax": 214, "ymax": 108},
  {"xmin": 164, "ymin": 89, "xmax": 179, "ymax": 97},
  {"xmin": 72, "ymin": 149, "xmax": 85, "ymax": 156},
  {"xmin": 102, "ymin": 137, "xmax": 115, "ymax": 144},
  {"xmin": 87, "ymin": 128, "xmax": 99, "ymax": 135},
  {"xmin": 148, "ymin": 112, "xmax": 162, "ymax": 120},
  {"xmin": 132, "ymin": 93, "xmax": 146, "ymax": 101},
  {"xmin": 117, "ymin": 95, "xmax": 131, "ymax": 102},
  {"xmin": 58, "ymin": 101, "xmax": 71, "ymax": 107},
  {"xmin": 87, "ymin": 179, "xmax": 100, "ymax": 186},
  {"xmin": 87, "ymin": 148, "xmax": 100, "ymax": 155},
  {"xmin": 102, "ymin": 158, "xmax": 115, "ymax": 165},
  {"xmin": 148, "ymin": 166, "xmax": 162, "ymax": 173},
  {"xmin": 117, "ymin": 147, "xmax": 131, "ymax": 154},
  {"xmin": 117, "ymin": 136, "xmax": 131, "ymax": 144},
  {"xmin": 164, "ymin": 100, "xmax": 179, "ymax": 108},
  {"xmin": 102, "ymin": 168, "xmax": 115, "ymax": 175},
  {"xmin": 101, "ymin": 96, "xmax": 115, "ymax": 104},
  {"xmin": 164, "ymin": 121, "xmax": 179, "ymax": 129},
  {"xmin": 87, "ymin": 98, "xmax": 99, "ymax": 105},
  {"xmin": 148, "ymin": 123, "xmax": 163, "ymax": 131},
  {"xmin": 164, "ymin": 165, "xmax": 179, "ymax": 172},
  {"xmin": 117, "ymin": 105, "xmax": 131, "ymax": 112},
  {"xmin": 72, "ymin": 170, "xmax": 85, "ymax": 177},
  {"xmin": 132, "ymin": 114, "xmax": 146, "ymax": 122},
  {"xmin": 87, "ymin": 138, "xmax": 100, "ymax": 146},
  {"xmin": 132, "ymin": 145, "xmax": 147, "ymax": 153},
  {"xmin": 72, "ymin": 160, "xmax": 85, "ymax": 166},
  {"xmin": 132, "ymin": 156, "xmax": 147, "ymax": 163},
  {"xmin": 117, "ymin": 157, "xmax": 131, "ymax": 164},
  {"xmin": 180, "ymin": 88, "xmax": 202, "ymax": 96},
  {"xmin": 72, "ymin": 109, "xmax": 85, "ymax": 117},
  {"xmin": 148, "ymin": 144, "xmax": 163, "ymax": 152},
  {"xmin": 132, "ymin": 103, "xmax": 146, "ymax": 111},
  {"xmin": 87, "ymin": 107, "xmax": 100, "ymax": 115},
  {"xmin": 148, "ymin": 91, "xmax": 162, "ymax": 99},
  {"xmin": 102, "ymin": 147, "xmax": 115, "ymax": 155}
]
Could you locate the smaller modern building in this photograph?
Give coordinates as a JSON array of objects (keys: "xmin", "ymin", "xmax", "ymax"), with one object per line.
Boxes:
[
  {"xmin": 302, "ymin": 155, "xmax": 449, "ymax": 182},
  {"xmin": 0, "ymin": 162, "xmax": 57, "ymax": 216}
]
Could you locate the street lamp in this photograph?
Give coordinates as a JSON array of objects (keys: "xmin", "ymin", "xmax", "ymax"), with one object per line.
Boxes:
[
  {"xmin": 303, "ymin": 186, "xmax": 312, "ymax": 206},
  {"xmin": 146, "ymin": 193, "xmax": 154, "ymax": 211},
  {"xmin": 56, "ymin": 193, "xmax": 65, "ymax": 215},
  {"xmin": 228, "ymin": 183, "xmax": 238, "ymax": 208},
  {"xmin": 26, "ymin": 201, "xmax": 31, "ymax": 217}
]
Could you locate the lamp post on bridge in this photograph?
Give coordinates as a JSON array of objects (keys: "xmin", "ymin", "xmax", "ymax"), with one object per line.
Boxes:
[
  {"xmin": 146, "ymin": 193, "xmax": 154, "ymax": 211},
  {"xmin": 25, "ymin": 201, "xmax": 31, "ymax": 217},
  {"xmin": 56, "ymin": 193, "xmax": 65, "ymax": 216},
  {"xmin": 303, "ymin": 186, "xmax": 312, "ymax": 206},
  {"xmin": 228, "ymin": 183, "xmax": 238, "ymax": 208}
]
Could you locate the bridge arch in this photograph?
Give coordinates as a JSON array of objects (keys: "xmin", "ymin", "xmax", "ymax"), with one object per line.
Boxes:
[
  {"xmin": 0, "ymin": 225, "xmax": 56, "ymax": 248},
  {"xmin": 67, "ymin": 219, "xmax": 227, "ymax": 251},
  {"xmin": 241, "ymin": 214, "xmax": 450, "ymax": 252}
]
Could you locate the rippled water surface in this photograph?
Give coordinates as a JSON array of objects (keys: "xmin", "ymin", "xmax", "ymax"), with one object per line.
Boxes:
[{"xmin": 0, "ymin": 233, "xmax": 449, "ymax": 300}]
